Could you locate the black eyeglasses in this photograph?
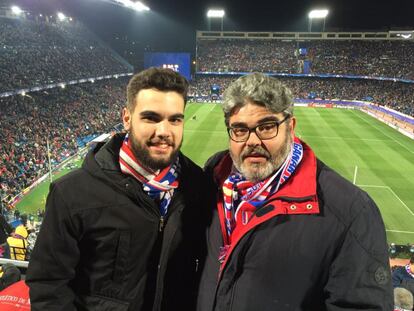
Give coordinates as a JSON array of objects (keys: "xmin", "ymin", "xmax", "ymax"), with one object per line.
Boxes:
[{"xmin": 227, "ymin": 115, "xmax": 290, "ymax": 142}]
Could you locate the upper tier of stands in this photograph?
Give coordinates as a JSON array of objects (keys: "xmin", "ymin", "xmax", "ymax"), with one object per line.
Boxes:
[
  {"xmin": 0, "ymin": 16, "xmax": 133, "ymax": 93},
  {"xmin": 196, "ymin": 32, "xmax": 414, "ymax": 80}
]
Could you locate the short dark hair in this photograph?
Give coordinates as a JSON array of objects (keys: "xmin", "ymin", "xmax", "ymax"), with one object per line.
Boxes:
[
  {"xmin": 127, "ymin": 67, "xmax": 189, "ymax": 111},
  {"xmin": 410, "ymin": 253, "xmax": 414, "ymax": 264}
]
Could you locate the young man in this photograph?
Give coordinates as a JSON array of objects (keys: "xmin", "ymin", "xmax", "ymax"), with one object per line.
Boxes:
[
  {"xmin": 27, "ymin": 68, "xmax": 207, "ymax": 310},
  {"xmin": 197, "ymin": 73, "xmax": 393, "ymax": 310}
]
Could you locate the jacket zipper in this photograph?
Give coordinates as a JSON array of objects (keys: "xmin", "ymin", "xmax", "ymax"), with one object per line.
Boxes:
[{"xmin": 159, "ymin": 216, "xmax": 165, "ymax": 232}]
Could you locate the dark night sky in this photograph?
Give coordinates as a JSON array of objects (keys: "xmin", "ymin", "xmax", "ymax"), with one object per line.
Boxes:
[{"xmin": 7, "ymin": 0, "xmax": 414, "ymax": 68}]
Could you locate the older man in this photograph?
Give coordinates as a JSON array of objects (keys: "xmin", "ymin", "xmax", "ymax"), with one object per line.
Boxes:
[
  {"xmin": 197, "ymin": 73, "xmax": 393, "ymax": 310},
  {"xmin": 27, "ymin": 68, "xmax": 207, "ymax": 311}
]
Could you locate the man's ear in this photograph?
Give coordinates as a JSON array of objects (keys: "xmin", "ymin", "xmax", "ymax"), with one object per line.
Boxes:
[
  {"xmin": 122, "ymin": 107, "xmax": 131, "ymax": 131},
  {"xmin": 290, "ymin": 116, "xmax": 296, "ymax": 138}
]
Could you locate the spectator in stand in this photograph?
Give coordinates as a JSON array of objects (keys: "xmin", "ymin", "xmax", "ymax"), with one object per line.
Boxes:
[
  {"xmin": 394, "ymin": 287, "xmax": 413, "ymax": 311},
  {"xmin": 26, "ymin": 68, "xmax": 208, "ymax": 310},
  {"xmin": 0, "ymin": 263, "xmax": 21, "ymax": 291},
  {"xmin": 393, "ymin": 255, "xmax": 414, "ymax": 297},
  {"xmin": 197, "ymin": 73, "xmax": 393, "ymax": 310},
  {"xmin": 5, "ymin": 225, "xmax": 28, "ymax": 261}
]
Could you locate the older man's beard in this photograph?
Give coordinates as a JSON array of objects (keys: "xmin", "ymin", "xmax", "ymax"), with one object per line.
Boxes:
[
  {"xmin": 128, "ymin": 131, "xmax": 181, "ymax": 171},
  {"xmin": 230, "ymin": 131, "xmax": 292, "ymax": 183}
]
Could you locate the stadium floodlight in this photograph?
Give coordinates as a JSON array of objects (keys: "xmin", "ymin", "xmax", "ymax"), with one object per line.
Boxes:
[
  {"xmin": 11, "ymin": 6, "xmax": 23, "ymax": 15},
  {"xmin": 57, "ymin": 12, "xmax": 66, "ymax": 21},
  {"xmin": 207, "ymin": 9, "xmax": 225, "ymax": 18},
  {"xmin": 207, "ymin": 9, "xmax": 225, "ymax": 31},
  {"xmin": 113, "ymin": 0, "xmax": 150, "ymax": 11},
  {"xmin": 308, "ymin": 9, "xmax": 328, "ymax": 19},
  {"xmin": 308, "ymin": 9, "xmax": 329, "ymax": 32}
]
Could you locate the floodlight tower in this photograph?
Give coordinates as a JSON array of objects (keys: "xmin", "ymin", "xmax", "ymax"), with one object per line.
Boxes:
[
  {"xmin": 57, "ymin": 12, "xmax": 66, "ymax": 21},
  {"xmin": 11, "ymin": 6, "xmax": 23, "ymax": 15},
  {"xmin": 308, "ymin": 9, "xmax": 329, "ymax": 32},
  {"xmin": 207, "ymin": 9, "xmax": 225, "ymax": 31}
]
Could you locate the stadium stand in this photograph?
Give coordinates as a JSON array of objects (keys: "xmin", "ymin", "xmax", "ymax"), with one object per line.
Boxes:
[
  {"xmin": 0, "ymin": 78, "xmax": 127, "ymax": 205},
  {"xmin": 194, "ymin": 32, "xmax": 414, "ymax": 117},
  {"xmin": 196, "ymin": 37, "xmax": 414, "ymax": 79},
  {"xmin": 190, "ymin": 76, "xmax": 414, "ymax": 117},
  {"xmin": 0, "ymin": 16, "xmax": 132, "ymax": 92},
  {"xmin": 0, "ymin": 10, "xmax": 132, "ymax": 212}
]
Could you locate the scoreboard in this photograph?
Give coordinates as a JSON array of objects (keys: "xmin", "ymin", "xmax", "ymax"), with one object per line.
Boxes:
[{"xmin": 144, "ymin": 52, "xmax": 191, "ymax": 80}]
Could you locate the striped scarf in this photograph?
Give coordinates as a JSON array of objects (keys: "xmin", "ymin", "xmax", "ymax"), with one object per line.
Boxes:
[
  {"xmin": 119, "ymin": 134, "xmax": 180, "ymax": 216},
  {"xmin": 222, "ymin": 137, "xmax": 303, "ymax": 243},
  {"xmin": 405, "ymin": 264, "xmax": 414, "ymax": 278}
]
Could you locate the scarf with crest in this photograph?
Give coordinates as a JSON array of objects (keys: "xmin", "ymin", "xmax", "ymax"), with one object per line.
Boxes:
[
  {"xmin": 119, "ymin": 134, "xmax": 179, "ymax": 216},
  {"xmin": 222, "ymin": 136, "xmax": 303, "ymax": 244}
]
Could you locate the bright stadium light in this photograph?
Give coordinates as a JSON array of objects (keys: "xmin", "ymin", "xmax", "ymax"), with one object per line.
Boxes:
[
  {"xmin": 57, "ymin": 12, "xmax": 66, "ymax": 21},
  {"xmin": 308, "ymin": 9, "xmax": 328, "ymax": 19},
  {"xmin": 308, "ymin": 9, "xmax": 329, "ymax": 32},
  {"xmin": 113, "ymin": 0, "xmax": 150, "ymax": 11},
  {"xmin": 11, "ymin": 6, "xmax": 23, "ymax": 15},
  {"xmin": 207, "ymin": 9, "xmax": 225, "ymax": 31},
  {"xmin": 207, "ymin": 9, "xmax": 225, "ymax": 18}
]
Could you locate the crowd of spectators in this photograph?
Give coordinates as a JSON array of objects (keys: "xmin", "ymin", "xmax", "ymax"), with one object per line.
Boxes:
[
  {"xmin": 0, "ymin": 78, "xmax": 127, "ymax": 202},
  {"xmin": 190, "ymin": 75, "xmax": 414, "ymax": 117},
  {"xmin": 196, "ymin": 39, "xmax": 414, "ymax": 80},
  {"xmin": 0, "ymin": 16, "xmax": 132, "ymax": 93},
  {"xmin": 197, "ymin": 39, "xmax": 299, "ymax": 73},
  {"xmin": 308, "ymin": 40, "xmax": 414, "ymax": 79}
]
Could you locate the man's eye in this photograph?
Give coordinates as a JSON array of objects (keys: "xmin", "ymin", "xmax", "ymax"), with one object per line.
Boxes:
[
  {"xmin": 258, "ymin": 123, "xmax": 277, "ymax": 132},
  {"xmin": 142, "ymin": 116, "xmax": 159, "ymax": 122},
  {"xmin": 170, "ymin": 118, "xmax": 183, "ymax": 125},
  {"xmin": 233, "ymin": 128, "xmax": 249, "ymax": 136}
]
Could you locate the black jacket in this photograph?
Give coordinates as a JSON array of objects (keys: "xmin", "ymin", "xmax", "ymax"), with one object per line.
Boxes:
[
  {"xmin": 197, "ymin": 147, "xmax": 393, "ymax": 311},
  {"xmin": 26, "ymin": 134, "xmax": 208, "ymax": 311}
]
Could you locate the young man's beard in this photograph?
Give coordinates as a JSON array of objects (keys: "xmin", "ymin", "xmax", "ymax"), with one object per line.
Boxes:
[
  {"xmin": 230, "ymin": 130, "xmax": 292, "ymax": 183},
  {"xmin": 129, "ymin": 132, "xmax": 181, "ymax": 171}
]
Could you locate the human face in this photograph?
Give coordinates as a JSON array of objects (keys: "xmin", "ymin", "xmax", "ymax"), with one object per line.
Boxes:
[
  {"xmin": 228, "ymin": 102, "xmax": 296, "ymax": 182},
  {"xmin": 122, "ymin": 88, "xmax": 185, "ymax": 171}
]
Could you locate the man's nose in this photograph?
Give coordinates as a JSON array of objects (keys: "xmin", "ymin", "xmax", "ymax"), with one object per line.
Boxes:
[
  {"xmin": 246, "ymin": 130, "xmax": 261, "ymax": 146},
  {"xmin": 155, "ymin": 120, "xmax": 171, "ymax": 137}
]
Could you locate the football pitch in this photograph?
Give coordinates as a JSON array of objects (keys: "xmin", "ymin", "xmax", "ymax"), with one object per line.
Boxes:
[{"xmin": 16, "ymin": 103, "xmax": 414, "ymax": 244}]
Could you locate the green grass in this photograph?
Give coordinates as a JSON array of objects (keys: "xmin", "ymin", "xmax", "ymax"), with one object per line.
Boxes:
[{"xmin": 16, "ymin": 104, "xmax": 414, "ymax": 244}]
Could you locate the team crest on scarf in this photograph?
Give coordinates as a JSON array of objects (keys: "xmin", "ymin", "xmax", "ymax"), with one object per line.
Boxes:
[
  {"xmin": 119, "ymin": 134, "xmax": 180, "ymax": 216},
  {"xmin": 221, "ymin": 137, "xmax": 303, "ymax": 249}
]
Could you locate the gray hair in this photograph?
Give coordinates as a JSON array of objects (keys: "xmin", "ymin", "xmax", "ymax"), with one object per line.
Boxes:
[
  {"xmin": 394, "ymin": 287, "xmax": 414, "ymax": 310},
  {"xmin": 222, "ymin": 73, "xmax": 294, "ymax": 126}
]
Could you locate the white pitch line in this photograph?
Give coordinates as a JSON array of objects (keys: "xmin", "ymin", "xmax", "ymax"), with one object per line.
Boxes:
[
  {"xmin": 357, "ymin": 185, "xmax": 388, "ymax": 188},
  {"xmin": 350, "ymin": 109, "xmax": 414, "ymax": 154},
  {"xmin": 358, "ymin": 184, "xmax": 414, "ymax": 217},
  {"xmin": 353, "ymin": 165, "xmax": 358, "ymax": 185},
  {"xmin": 386, "ymin": 186, "xmax": 414, "ymax": 217},
  {"xmin": 386, "ymin": 229, "xmax": 414, "ymax": 234}
]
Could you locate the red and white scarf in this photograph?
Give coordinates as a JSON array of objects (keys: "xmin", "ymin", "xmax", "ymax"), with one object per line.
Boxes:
[
  {"xmin": 222, "ymin": 137, "xmax": 303, "ymax": 243},
  {"xmin": 119, "ymin": 135, "xmax": 179, "ymax": 216}
]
